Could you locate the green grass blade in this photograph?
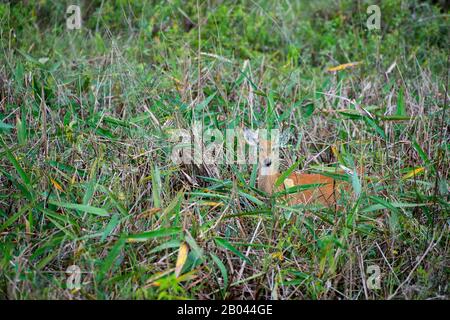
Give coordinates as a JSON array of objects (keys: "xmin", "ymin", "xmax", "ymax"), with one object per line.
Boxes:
[
  {"xmin": 98, "ymin": 236, "xmax": 126, "ymax": 282},
  {"xmin": 48, "ymin": 200, "xmax": 109, "ymax": 217},
  {"xmin": 274, "ymin": 159, "xmax": 302, "ymax": 188},
  {"xmin": 127, "ymin": 227, "xmax": 181, "ymax": 242},
  {"xmin": 215, "ymin": 237, "xmax": 251, "ymax": 264},
  {"xmin": 210, "ymin": 253, "xmax": 229, "ymax": 295}
]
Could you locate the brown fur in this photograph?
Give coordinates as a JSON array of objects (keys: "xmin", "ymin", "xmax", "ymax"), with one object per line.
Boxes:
[{"xmin": 257, "ymin": 139, "xmax": 353, "ymax": 207}]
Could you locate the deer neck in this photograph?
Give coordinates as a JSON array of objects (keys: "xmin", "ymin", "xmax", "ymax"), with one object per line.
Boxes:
[{"xmin": 258, "ymin": 169, "xmax": 280, "ymax": 195}]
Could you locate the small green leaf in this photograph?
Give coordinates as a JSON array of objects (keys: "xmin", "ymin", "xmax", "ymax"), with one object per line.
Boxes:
[
  {"xmin": 361, "ymin": 202, "xmax": 428, "ymax": 213},
  {"xmin": 363, "ymin": 116, "xmax": 386, "ymax": 140},
  {"xmin": 101, "ymin": 213, "xmax": 120, "ymax": 242},
  {"xmin": 396, "ymin": 88, "xmax": 406, "ymax": 116},
  {"xmin": 368, "ymin": 196, "xmax": 400, "ymax": 231},
  {"xmin": 272, "ymin": 183, "xmax": 327, "ymax": 198},
  {"xmin": 275, "ymin": 159, "xmax": 302, "ymax": 188},
  {"xmin": 210, "ymin": 253, "xmax": 229, "ymax": 295},
  {"xmin": 184, "ymin": 232, "xmax": 204, "ymax": 263},
  {"xmin": 149, "ymin": 239, "xmax": 181, "ymax": 254},
  {"xmin": 0, "ymin": 120, "xmax": 14, "ymax": 131},
  {"xmin": 0, "ymin": 139, "xmax": 33, "ymax": 194},
  {"xmin": 300, "ymin": 102, "xmax": 315, "ymax": 118},
  {"xmin": 152, "ymin": 165, "xmax": 162, "ymax": 208},
  {"xmin": 215, "ymin": 237, "xmax": 251, "ymax": 264},
  {"xmin": 127, "ymin": 227, "xmax": 181, "ymax": 242},
  {"xmin": 48, "ymin": 200, "xmax": 109, "ymax": 217},
  {"xmin": 195, "ymin": 93, "xmax": 216, "ymax": 111},
  {"xmin": 351, "ymin": 170, "xmax": 361, "ymax": 198},
  {"xmin": 98, "ymin": 236, "xmax": 126, "ymax": 282},
  {"xmin": 16, "ymin": 116, "xmax": 27, "ymax": 144}
]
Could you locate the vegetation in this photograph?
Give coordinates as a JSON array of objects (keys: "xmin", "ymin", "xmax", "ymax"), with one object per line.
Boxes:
[{"xmin": 0, "ymin": 0, "xmax": 448, "ymax": 299}]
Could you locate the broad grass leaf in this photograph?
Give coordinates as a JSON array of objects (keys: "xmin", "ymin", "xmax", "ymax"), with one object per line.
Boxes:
[
  {"xmin": 127, "ymin": 227, "xmax": 181, "ymax": 243},
  {"xmin": 48, "ymin": 200, "xmax": 109, "ymax": 217},
  {"xmin": 215, "ymin": 237, "xmax": 251, "ymax": 264}
]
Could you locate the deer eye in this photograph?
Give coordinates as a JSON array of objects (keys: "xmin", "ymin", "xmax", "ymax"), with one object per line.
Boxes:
[{"xmin": 263, "ymin": 158, "xmax": 272, "ymax": 167}]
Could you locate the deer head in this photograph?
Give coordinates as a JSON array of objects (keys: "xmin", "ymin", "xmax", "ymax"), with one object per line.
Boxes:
[{"xmin": 243, "ymin": 128, "xmax": 280, "ymax": 194}]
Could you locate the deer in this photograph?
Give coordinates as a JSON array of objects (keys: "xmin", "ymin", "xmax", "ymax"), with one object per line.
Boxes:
[{"xmin": 243, "ymin": 128, "xmax": 359, "ymax": 207}]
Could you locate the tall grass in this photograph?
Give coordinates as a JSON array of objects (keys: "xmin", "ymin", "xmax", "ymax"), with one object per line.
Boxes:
[{"xmin": 0, "ymin": 0, "xmax": 448, "ymax": 299}]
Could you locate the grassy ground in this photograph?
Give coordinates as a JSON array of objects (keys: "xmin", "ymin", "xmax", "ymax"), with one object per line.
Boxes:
[{"xmin": 0, "ymin": 0, "xmax": 448, "ymax": 299}]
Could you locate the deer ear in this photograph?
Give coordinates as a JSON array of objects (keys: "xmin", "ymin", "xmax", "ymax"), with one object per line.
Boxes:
[{"xmin": 243, "ymin": 127, "xmax": 259, "ymax": 146}]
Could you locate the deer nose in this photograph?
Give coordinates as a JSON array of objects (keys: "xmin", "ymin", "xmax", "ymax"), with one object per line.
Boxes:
[{"xmin": 263, "ymin": 158, "xmax": 272, "ymax": 167}]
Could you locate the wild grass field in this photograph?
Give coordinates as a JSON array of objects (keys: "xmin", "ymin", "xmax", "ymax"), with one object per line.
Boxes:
[{"xmin": 0, "ymin": 0, "xmax": 448, "ymax": 300}]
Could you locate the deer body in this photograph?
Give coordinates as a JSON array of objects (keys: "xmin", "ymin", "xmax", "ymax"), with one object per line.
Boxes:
[
  {"xmin": 243, "ymin": 128, "xmax": 350, "ymax": 207},
  {"xmin": 258, "ymin": 170, "xmax": 339, "ymax": 206}
]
